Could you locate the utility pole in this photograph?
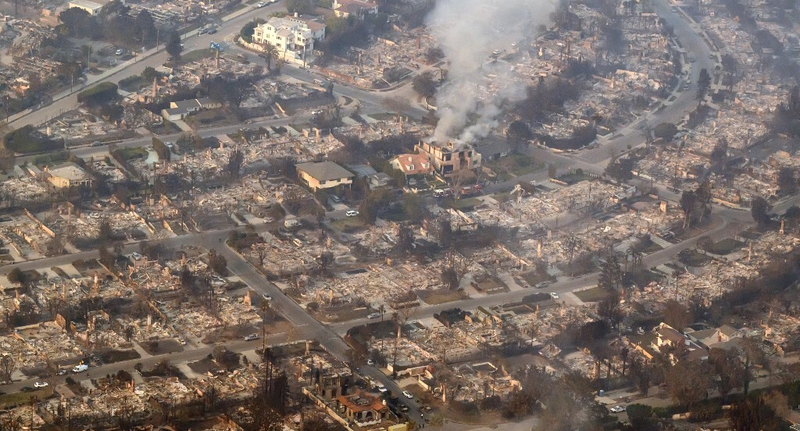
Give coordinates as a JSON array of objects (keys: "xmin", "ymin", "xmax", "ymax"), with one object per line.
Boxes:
[
  {"xmin": 260, "ymin": 301, "xmax": 268, "ymax": 354},
  {"xmin": 391, "ymin": 312, "xmax": 399, "ymax": 377},
  {"xmin": 379, "ymin": 304, "xmax": 385, "ymax": 353},
  {"xmin": 29, "ymin": 396, "xmax": 36, "ymax": 431}
]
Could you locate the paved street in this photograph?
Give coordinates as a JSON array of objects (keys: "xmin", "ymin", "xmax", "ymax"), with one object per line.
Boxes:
[
  {"xmin": 576, "ymin": 0, "xmax": 716, "ymax": 165},
  {"xmin": 0, "ymin": 0, "xmax": 787, "ymax": 427},
  {"xmin": 5, "ymin": 1, "xmax": 291, "ymax": 130}
]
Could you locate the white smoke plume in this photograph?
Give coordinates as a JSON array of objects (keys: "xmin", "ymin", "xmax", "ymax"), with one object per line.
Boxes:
[{"xmin": 426, "ymin": 0, "xmax": 555, "ymax": 143}]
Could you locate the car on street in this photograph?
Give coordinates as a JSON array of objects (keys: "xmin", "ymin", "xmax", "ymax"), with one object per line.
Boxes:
[
  {"xmin": 257, "ymin": 2, "xmax": 267, "ymax": 6},
  {"xmin": 207, "ymin": 28, "xmax": 217, "ymax": 34},
  {"xmin": 72, "ymin": 364, "xmax": 89, "ymax": 373},
  {"xmin": 115, "ymin": 49, "xmax": 123, "ymax": 55},
  {"xmin": 34, "ymin": 381, "xmax": 49, "ymax": 388},
  {"xmin": 346, "ymin": 210, "xmax": 359, "ymax": 217},
  {"xmin": 262, "ymin": 293, "xmax": 273, "ymax": 301},
  {"xmin": 367, "ymin": 312, "xmax": 381, "ymax": 319},
  {"xmin": 244, "ymin": 334, "xmax": 259, "ymax": 341},
  {"xmin": 367, "ymin": 359, "xmax": 375, "ymax": 366},
  {"xmin": 550, "ymin": 292, "xmax": 559, "ymax": 299},
  {"xmin": 610, "ymin": 405, "xmax": 626, "ymax": 413},
  {"xmin": 403, "ymin": 390, "xmax": 414, "ymax": 399}
]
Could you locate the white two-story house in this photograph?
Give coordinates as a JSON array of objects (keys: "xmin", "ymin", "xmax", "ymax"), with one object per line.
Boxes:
[{"xmin": 252, "ymin": 15, "xmax": 326, "ymax": 64}]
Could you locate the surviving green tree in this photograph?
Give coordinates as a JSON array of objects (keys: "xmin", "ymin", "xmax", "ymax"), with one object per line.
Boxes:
[
  {"xmin": 696, "ymin": 68, "xmax": 711, "ymax": 102},
  {"xmin": 166, "ymin": 30, "xmax": 182, "ymax": 60}
]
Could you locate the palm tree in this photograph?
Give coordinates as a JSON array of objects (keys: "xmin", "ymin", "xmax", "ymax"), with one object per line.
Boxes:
[
  {"xmin": 261, "ymin": 41, "xmax": 276, "ymax": 71},
  {"xmin": 626, "ymin": 243, "xmax": 643, "ymax": 272}
]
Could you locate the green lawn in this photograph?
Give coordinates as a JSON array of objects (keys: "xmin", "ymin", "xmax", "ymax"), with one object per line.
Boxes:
[
  {"xmin": 574, "ymin": 286, "xmax": 610, "ymax": 302},
  {"xmin": 504, "ymin": 154, "xmax": 544, "ymax": 176},
  {"xmin": 33, "ymin": 151, "xmax": 70, "ymax": 167},
  {"xmin": 4, "ymin": 126, "xmax": 63, "ymax": 154},
  {"xmin": 556, "ymin": 172, "xmax": 593, "ymax": 185},
  {"xmin": 708, "ymin": 238, "xmax": 744, "ymax": 255},
  {"xmin": 418, "ymin": 289, "xmax": 469, "ymax": 305},
  {"xmin": 522, "ymin": 292, "xmax": 552, "ymax": 304},
  {"xmin": 98, "ymin": 349, "xmax": 141, "ymax": 363},
  {"xmin": 176, "ymin": 49, "xmax": 216, "ymax": 65},
  {"xmin": 0, "ymin": 387, "xmax": 53, "ymax": 408},
  {"xmin": 639, "ymin": 238, "xmax": 663, "ymax": 254},
  {"xmin": 493, "ymin": 192, "xmax": 512, "ymax": 204},
  {"xmin": 331, "ymin": 217, "xmax": 366, "ymax": 232},
  {"xmin": 678, "ymin": 249, "xmax": 712, "ymax": 267},
  {"xmin": 185, "ymin": 108, "xmax": 238, "ymax": 128},
  {"xmin": 118, "ymin": 75, "xmax": 147, "ymax": 92},
  {"xmin": 453, "ymin": 197, "xmax": 482, "ymax": 210},
  {"xmin": 521, "ymin": 270, "xmax": 555, "ymax": 287},
  {"xmin": 115, "ymin": 147, "xmax": 148, "ymax": 161},
  {"xmin": 484, "ymin": 154, "xmax": 543, "ymax": 182}
]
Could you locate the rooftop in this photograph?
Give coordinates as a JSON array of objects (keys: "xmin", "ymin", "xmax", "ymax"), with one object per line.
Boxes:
[
  {"xmin": 68, "ymin": 0, "xmax": 105, "ymax": 10},
  {"xmin": 391, "ymin": 153, "xmax": 431, "ymax": 175},
  {"xmin": 47, "ymin": 162, "xmax": 92, "ymax": 181},
  {"xmin": 335, "ymin": 0, "xmax": 378, "ymax": 14},
  {"xmin": 296, "ymin": 161, "xmax": 354, "ymax": 182},
  {"xmin": 336, "ymin": 389, "xmax": 386, "ymax": 413}
]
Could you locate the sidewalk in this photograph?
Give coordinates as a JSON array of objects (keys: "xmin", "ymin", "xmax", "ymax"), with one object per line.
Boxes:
[
  {"xmin": 131, "ymin": 341, "xmax": 152, "ymax": 359},
  {"xmin": 7, "ymin": 5, "xmax": 252, "ymax": 128}
]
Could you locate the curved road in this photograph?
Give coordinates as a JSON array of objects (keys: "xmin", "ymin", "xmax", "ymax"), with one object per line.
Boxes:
[
  {"xmin": 578, "ymin": 0, "xmax": 716, "ymax": 166},
  {"xmin": 0, "ymin": 1, "xmax": 760, "ymax": 428}
]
